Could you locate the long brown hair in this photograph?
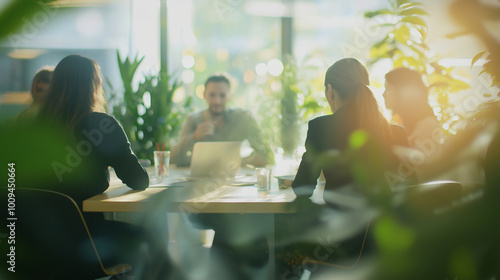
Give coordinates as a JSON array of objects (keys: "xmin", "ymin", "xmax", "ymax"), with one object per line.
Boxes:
[
  {"xmin": 41, "ymin": 55, "xmax": 106, "ymax": 130},
  {"xmin": 325, "ymin": 57, "xmax": 392, "ymax": 141}
]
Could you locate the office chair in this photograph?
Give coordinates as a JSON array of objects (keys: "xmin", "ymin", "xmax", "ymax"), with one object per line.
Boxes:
[{"xmin": 0, "ymin": 187, "xmax": 131, "ymax": 280}]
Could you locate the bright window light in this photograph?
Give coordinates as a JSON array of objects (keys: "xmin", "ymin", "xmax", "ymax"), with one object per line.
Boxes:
[{"xmin": 267, "ymin": 59, "xmax": 284, "ymax": 76}]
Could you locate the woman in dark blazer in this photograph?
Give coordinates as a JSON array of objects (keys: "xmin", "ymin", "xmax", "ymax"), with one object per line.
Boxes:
[
  {"xmin": 7, "ymin": 55, "xmax": 177, "ymax": 279},
  {"xmin": 292, "ymin": 58, "xmax": 412, "ymax": 204}
]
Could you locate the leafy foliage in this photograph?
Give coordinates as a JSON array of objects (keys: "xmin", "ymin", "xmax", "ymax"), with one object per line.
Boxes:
[
  {"xmin": 255, "ymin": 56, "xmax": 330, "ymax": 156},
  {"xmin": 364, "ymin": 0, "xmax": 470, "ymax": 134},
  {"xmin": 110, "ymin": 51, "xmax": 191, "ymax": 161},
  {"xmin": 0, "ymin": 0, "xmax": 56, "ymax": 40}
]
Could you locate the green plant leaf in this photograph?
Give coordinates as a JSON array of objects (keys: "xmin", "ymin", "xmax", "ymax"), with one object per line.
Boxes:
[
  {"xmin": 289, "ymin": 84, "xmax": 302, "ymax": 93},
  {"xmin": 401, "ymin": 16, "xmax": 427, "ymax": 28},
  {"xmin": 349, "ymin": 130, "xmax": 369, "ymax": 149},
  {"xmin": 370, "ymin": 40, "xmax": 393, "ymax": 58},
  {"xmin": 394, "ymin": 24, "xmax": 411, "ymax": 43},
  {"xmin": 399, "ymin": 7, "xmax": 428, "ymax": 16},
  {"xmin": 399, "ymin": 2, "xmax": 424, "ymax": 9},
  {"xmin": 0, "ymin": 1, "xmax": 51, "ymax": 41},
  {"xmin": 416, "ymin": 26, "xmax": 427, "ymax": 40},
  {"xmin": 364, "ymin": 9, "xmax": 394, "ymax": 18},
  {"xmin": 404, "ymin": 42, "xmax": 426, "ymax": 59},
  {"xmin": 373, "ymin": 35, "xmax": 390, "ymax": 48},
  {"xmin": 130, "ymin": 55, "xmax": 145, "ymax": 80},
  {"xmin": 374, "ymin": 215, "xmax": 416, "ymax": 253},
  {"xmin": 396, "ymin": 0, "xmax": 411, "ymax": 8},
  {"xmin": 471, "ymin": 51, "xmax": 487, "ymax": 67}
]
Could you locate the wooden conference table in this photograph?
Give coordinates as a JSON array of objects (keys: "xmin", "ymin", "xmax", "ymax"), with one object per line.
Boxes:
[
  {"xmin": 83, "ymin": 166, "xmax": 298, "ymax": 213},
  {"xmin": 83, "ymin": 166, "xmax": 299, "ymax": 279}
]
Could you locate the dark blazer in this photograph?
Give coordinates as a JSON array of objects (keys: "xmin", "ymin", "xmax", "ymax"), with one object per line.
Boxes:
[
  {"xmin": 292, "ymin": 103, "xmax": 410, "ymax": 199},
  {"xmin": 3, "ymin": 112, "xmax": 148, "ymax": 221}
]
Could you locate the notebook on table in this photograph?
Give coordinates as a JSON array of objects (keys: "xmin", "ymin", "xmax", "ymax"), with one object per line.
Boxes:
[{"xmin": 190, "ymin": 141, "xmax": 242, "ymax": 178}]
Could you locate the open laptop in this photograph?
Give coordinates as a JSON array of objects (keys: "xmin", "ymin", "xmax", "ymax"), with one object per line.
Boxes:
[{"xmin": 190, "ymin": 141, "xmax": 242, "ymax": 178}]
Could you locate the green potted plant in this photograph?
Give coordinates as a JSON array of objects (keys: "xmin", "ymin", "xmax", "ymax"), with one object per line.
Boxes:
[{"xmin": 110, "ymin": 51, "xmax": 191, "ymax": 161}]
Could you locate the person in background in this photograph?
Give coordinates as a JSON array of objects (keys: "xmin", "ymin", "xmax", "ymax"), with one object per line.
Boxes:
[
  {"xmin": 277, "ymin": 58, "xmax": 414, "ymax": 279},
  {"xmin": 383, "ymin": 67, "xmax": 445, "ymax": 182},
  {"xmin": 293, "ymin": 58, "xmax": 412, "ymax": 201},
  {"xmin": 17, "ymin": 67, "xmax": 53, "ymax": 119},
  {"xmin": 6, "ymin": 55, "xmax": 178, "ymax": 279},
  {"xmin": 171, "ymin": 74, "xmax": 273, "ymax": 167},
  {"xmin": 384, "ymin": 67, "xmax": 443, "ymax": 155},
  {"xmin": 31, "ymin": 67, "xmax": 53, "ymax": 103},
  {"xmin": 172, "ymin": 74, "xmax": 272, "ymax": 279}
]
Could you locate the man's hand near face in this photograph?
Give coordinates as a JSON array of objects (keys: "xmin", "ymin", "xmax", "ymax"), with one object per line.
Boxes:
[{"xmin": 193, "ymin": 121, "xmax": 216, "ymax": 141}]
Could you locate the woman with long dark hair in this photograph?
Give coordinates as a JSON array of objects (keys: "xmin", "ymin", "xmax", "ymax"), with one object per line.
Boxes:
[
  {"xmin": 11, "ymin": 55, "xmax": 176, "ymax": 279},
  {"xmin": 39, "ymin": 54, "xmax": 149, "ymax": 200},
  {"xmin": 292, "ymin": 57, "xmax": 411, "ymax": 202}
]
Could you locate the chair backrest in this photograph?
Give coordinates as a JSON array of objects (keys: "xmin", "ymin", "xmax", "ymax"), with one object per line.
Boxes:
[
  {"xmin": 407, "ymin": 180, "xmax": 463, "ymax": 213},
  {"xmin": 0, "ymin": 187, "xmax": 110, "ymax": 279}
]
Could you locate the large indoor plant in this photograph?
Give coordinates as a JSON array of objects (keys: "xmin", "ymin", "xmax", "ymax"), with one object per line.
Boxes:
[{"xmin": 110, "ymin": 51, "xmax": 191, "ymax": 161}]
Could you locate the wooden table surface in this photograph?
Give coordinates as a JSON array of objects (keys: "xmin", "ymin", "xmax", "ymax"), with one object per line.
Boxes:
[{"xmin": 82, "ymin": 167, "xmax": 298, "ymax": 213}]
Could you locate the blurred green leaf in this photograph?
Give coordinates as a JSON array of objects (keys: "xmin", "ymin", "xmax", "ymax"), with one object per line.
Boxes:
[
  {"xmin": 396, "ymin": 0, "xmax": 411, "ymax": 8},
  {"xmin": 289, "ymin": 84, "xmax": 302, "ymax": 94},
  {"xmin": 416, "ymin": 26, "xmax": 427, "ymax": 40},
  {"xmin": 394, "ymin": 24, "xmax": 411, "ymax": 43},
  {"xmin": 401, "ymin": 16, "xmax": 428, "ymax": 28},
  {"xmin": 0, "ymin": 1, "xmax": 53, "ymax": 41},
  {"xmin": 404, "ymin": 42, "xmax": 426, "ymax": 58},
  {"xmin": 449, "ymin": 248, "xmax": 479, "ymax": 280},
  {"xmin": 471, "ymin": 51, "xmax": 487, "ymax": 67},
  {"xmin": 349, "ymin": 130, "xmax": 369, "ymax": 149},
  {"xmin": 374, "ymin": 215, "xmax": 416, "ymax": 253},
  {"xmin": 370, "ymin": 41, "xmax": 394, "ymax": 58},
  {"xmin": 399, "ymin": 7, "xmax": 428, "ymax": 16},
  {"xmin": 364, "ymin": 9, "xmax": 394, "ymax": 18},
  {"xmin": 399, "ymin": 2, "xmax": 424, "ymax": 9}
]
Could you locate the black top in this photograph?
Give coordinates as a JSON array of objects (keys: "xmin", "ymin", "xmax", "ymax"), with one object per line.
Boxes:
[
  {"xmin": 292, "ymin": 103, "xmax": 410, "ymax": 199},
  {"xmin": 2, "ymin": 112, "xmax": 148, "ymax": 209},
  {"xmin": 74, "ymin": 112, "xmax": 149, "ymax": 197}
]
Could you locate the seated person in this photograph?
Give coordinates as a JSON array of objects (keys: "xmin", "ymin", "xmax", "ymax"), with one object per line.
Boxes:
[
  {"xmin": 3, "ymin": 55, "xmax": 176, "ymax": 279},
  {"xmin": 171, "ymin": 74, "xmax": 273, "ymax": 167},
  {"xmin": 17, "ymin": 67, "xmax": 53, "ymax": 120},
  {"xmin": 276, "ymin": 58, "xmax": 413, "ymax": 279},
  {"xmin": 384, "ymin": 67, "xmax": 443, "ymax": 156},
  {"xmin": 172, "ymin": 75, "xmax": 273, "ymax": 278},
  {"xmin": 384, "ymin": 67, "xmax": 447, "ymax": 182},
  {"xmin": 293, "ymin": 58, "xmax": 412, "ymax": 202}
]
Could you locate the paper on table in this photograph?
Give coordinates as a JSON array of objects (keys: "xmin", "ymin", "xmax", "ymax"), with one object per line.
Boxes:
[{"xmin": 228, "ymin": 175, "xmax": 257, "ymax": 186}]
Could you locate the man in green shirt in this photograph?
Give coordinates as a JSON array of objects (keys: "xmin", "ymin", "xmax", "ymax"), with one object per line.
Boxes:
[{"xmin": 171, "ymin": 74, "xmax": 273, "ymax": 167}]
